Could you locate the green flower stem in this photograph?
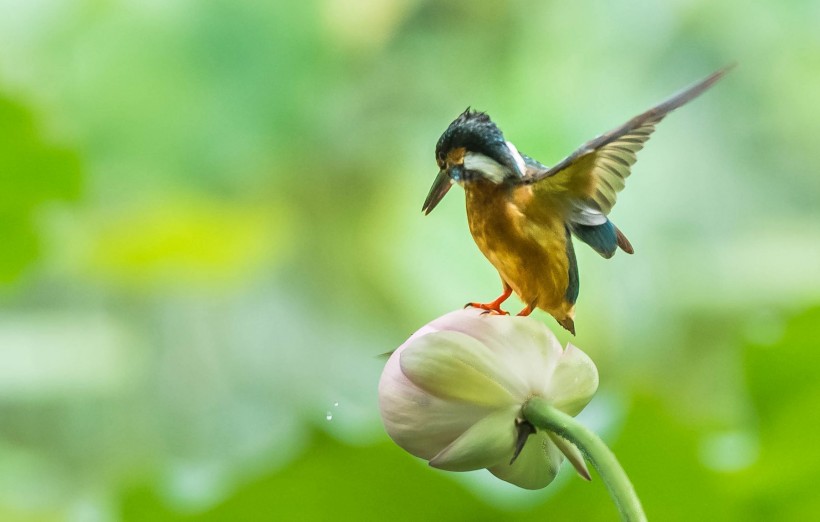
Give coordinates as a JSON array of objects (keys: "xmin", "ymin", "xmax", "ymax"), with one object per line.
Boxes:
[{"xmin": 522, "ymin": 396, "xmax": 647, "ymax": 522}]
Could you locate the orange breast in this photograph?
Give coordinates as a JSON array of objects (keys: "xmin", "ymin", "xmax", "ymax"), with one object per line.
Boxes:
[{"xmin": 465, "ymin": 182, "xmax": 571, "ymax": 316}]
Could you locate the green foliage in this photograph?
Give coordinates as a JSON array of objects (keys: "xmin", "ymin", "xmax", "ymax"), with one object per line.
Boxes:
[
  {"xmin": 0, "ymin": 96, "xmax": 81, "ymax": 284},
  {"xmin": 0, "ymin": 0, "xmax": 818, "ymax": 520}
]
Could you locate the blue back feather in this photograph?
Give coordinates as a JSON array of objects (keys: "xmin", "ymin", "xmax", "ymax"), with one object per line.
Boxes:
[
  {"xmin": 564, "ymin": 227, "xmax": 580, "ymax": 304},
  {"xmin": 571, "ymin": 220, "xmax": 619, "ymax": 259}
]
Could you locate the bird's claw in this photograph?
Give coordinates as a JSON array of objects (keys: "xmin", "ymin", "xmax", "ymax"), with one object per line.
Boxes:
[{"xmin": 465, "ymin": 302, "xmax": 510, "ymax": 316}]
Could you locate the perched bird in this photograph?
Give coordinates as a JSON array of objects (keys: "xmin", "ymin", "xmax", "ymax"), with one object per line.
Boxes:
[{"xmin": 422, "ymin": 67, "xmax": 731, "ymax": 334}]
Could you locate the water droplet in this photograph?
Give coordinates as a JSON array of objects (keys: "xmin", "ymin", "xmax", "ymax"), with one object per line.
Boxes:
[
  {"xmin": 325, "ymin": 411, "xmax": 333, "ymax": 421},
  {"xmin": 333, "ymin": 402, "xmax": 339, "ymax": 407}
]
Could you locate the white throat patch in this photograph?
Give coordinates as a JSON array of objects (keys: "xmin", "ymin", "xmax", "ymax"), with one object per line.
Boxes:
[{"xmin": 463, "ymin": 152, "xmax": 506, "ymax": 184}]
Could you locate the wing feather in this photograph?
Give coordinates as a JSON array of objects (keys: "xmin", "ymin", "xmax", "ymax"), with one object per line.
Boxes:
[{"xmin": 523, "ymin": 66, "xmax": 732, "ymax": 219}]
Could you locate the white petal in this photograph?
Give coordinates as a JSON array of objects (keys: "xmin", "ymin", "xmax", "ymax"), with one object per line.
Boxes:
[
  {"xmin": 429, "ymin": 406, "xmax": 518, "ymax": 471},
  {"xmin": 488, "ymin": 431, "xmax": 563, "ymax": 490},
  {"xmin": 419, "ymin": 307, "xmax": 488, "ymax": 334},
  {"xmin": 378, "ymin": 310, "xmax": 599, "ymax": 479},
  {"xmin": 544, "ymin": 343, "xmax": 599, "ymax": 416},
  {"xmin": 498, "ymin": 317, "xmax": 564, "ymax": 397},
  {"xmin": 379, "ymin": 346, "xmax": 491, "ymax": 460},
  {"xmin": 377, "ymin": 309, "xmax": 513, "ymax": 460},
  {"xmin": 427, "ymin": 310, "xmax": 561, "ymax": 401},
  {"xmin": 400, "ymin": 330, "xmax": 523, "ymax": 407},
  {"xmin": 548, "ymin": 433, "xmax": 591, "ymax": 480}
]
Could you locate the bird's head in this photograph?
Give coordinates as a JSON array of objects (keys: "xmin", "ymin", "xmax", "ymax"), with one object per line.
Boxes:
[{"xmin": 423, "ymin": 109, "xmax": 526, "ymax": 214}]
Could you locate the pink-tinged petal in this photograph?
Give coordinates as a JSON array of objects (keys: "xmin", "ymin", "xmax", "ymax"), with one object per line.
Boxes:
[
  {"xmin": 379, "ymin": 346, "xmax": 491, "ymax": 460},
  {"xmin": 417, "ymin": 308, "xmax": 484, "ymax": 334},
  {"xmin": 498, "ymin": 317, "xmax": 564, "ymax": 398},
  {"xmin": 400, "ymin": 330, "xmax": 522, "ymax": 407},
  {"xmin": 432, "ymin": 312, "xmax": 563, "ymax": 402},
  {"xmin": 429, "ymin": 406, "xmax": 519, "ymax": 471},
  {"xmin": 544, "ymin": 343, "xmax": 599, "ymax": 416},
  {"xmin": 548, "ymin": 433, "xmax": 591, "ymax": 480},
  {"xmin": 488, "ymin": 431, "xmax": 563, "ymax": 490},
  {"xmin": 378, "ymin": 311, "xmax": 601, "ymax": 491}
]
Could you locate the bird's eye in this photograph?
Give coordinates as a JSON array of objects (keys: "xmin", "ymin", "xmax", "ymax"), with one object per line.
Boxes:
[{"xmin": 436, "ymin": 152, "xmax": 445, "ymax": 168}]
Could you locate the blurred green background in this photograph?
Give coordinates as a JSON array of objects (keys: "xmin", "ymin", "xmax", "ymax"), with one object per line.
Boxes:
[{"xmin": 1, "ymin": 0, "xmax": 819, "ymax": 520}]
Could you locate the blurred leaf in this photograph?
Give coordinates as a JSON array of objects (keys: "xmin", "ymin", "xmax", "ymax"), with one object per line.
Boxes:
[
  {"xmin": 0, "ymin": 0, "xmax": 819, "ymax": 519},
  {"xmin": 0, "ymin": 214, "xmax": 38, "ymax": 285},
  {"xmin": 120, "ymin": 431, "xmax": 500, "ymax": 521},
  {"xmin": 734, "ymin": 306, "xmax": 820, "ymax": 519},
  {"xmin": 0, "ymin": 94, "xmax": 81, "ymax": 285},
  {"xmin": 601, "ymin": 395, "xmax": 733, "ymax": 521},
  {"xmin": 70, "ymin": 196, "xmax": 291, "ymax": 291}
]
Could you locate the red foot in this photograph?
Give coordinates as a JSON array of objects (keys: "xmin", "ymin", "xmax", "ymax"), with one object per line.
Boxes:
[{"xmin": 465, "ymin": 284, "xmax": 512, "ymax": 316}]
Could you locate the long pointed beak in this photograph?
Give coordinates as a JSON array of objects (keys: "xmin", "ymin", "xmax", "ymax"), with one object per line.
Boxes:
[{"xmin": 422, "ymin": 169, "xmax": 453, "ymax": 215}]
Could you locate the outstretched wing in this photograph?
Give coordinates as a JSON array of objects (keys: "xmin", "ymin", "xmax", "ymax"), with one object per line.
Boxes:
[{"xmin": 523, "ymin": 66, "xmax": 732, "ymax": 225}]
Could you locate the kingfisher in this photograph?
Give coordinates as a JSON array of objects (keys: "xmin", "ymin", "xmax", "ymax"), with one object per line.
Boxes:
[{"xmin": 422, "ymin": 67, "xmax": 731, "ymax": 334}]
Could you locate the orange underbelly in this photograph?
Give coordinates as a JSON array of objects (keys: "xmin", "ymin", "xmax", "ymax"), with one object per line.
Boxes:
[{"xmin": 466, "ymin": 188, "xmax": 570, "ymax": 315}]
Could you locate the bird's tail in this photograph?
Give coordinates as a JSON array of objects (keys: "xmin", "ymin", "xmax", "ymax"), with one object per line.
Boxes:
[{"xmin": 615, "ymin": 226, "xmax": 634, "ymax": 254}]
